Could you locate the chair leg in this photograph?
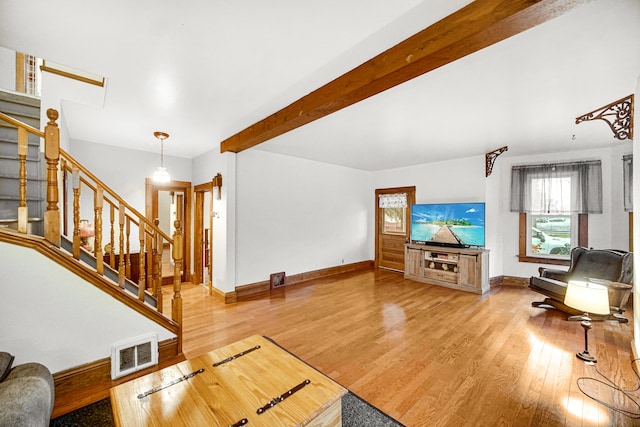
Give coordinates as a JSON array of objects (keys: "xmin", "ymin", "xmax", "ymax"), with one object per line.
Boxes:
[{"xmin": 531, "ymin": 298, "xmax": 628, "ymax": 323}]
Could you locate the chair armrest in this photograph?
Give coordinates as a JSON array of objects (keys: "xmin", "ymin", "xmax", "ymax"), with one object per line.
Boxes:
[{"xmin": 538, "ymin": 267, "xmax": 570, "ymax": 282}]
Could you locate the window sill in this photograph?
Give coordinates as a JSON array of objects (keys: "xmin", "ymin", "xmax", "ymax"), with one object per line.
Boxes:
[{"xmin": 518, "ymin": 255, "xmax": 570, "ymax": 266}]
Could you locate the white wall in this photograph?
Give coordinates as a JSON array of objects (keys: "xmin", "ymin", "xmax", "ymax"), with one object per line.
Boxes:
[
  {"xmin": 192, "ymin": 150, "xmax": 236, "ymax": 292},
  {"xmin": 372, "ymin": 155, "xmax": 491, "ymax": 268},
  {"xmin": 0, "ymin": 242, "xmax": 175, "ymax": 373},
  {"xmin": 370, "ymin": 147, "xmax": 629, "ymax": 279},
  {"xmin": 0, "ymin": 47, "xmax": 16, "ymax": 91},
  {"xmin": 68, "ymin": 139, "xmax": 192, "ymax": 252},
  {"xmin": 40, "ymin": 71, "xmax": 106, "ymax": 152},
  {"xmin": 497, "ymin": 145, "xmax": 630, "ymax": 279},
  {"xmin": 234, "ymin": 149, "xmax": 372, "ymax": 286},
  {"xmin": 70, "ymin": 139, "xmax": 192, "ymax": 210}
]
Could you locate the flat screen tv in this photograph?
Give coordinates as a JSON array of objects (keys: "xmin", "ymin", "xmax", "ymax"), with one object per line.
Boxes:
[{"xmin": 410, "ymin": 202, "xmax": 485, "ymax": 248}]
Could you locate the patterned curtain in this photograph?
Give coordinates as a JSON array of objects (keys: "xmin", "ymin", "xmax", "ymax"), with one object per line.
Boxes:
[{"xmin": 378, "ymin": 193, "xmax": 408, "ymax": 208}]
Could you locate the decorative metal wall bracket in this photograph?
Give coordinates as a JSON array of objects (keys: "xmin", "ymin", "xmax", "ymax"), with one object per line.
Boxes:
[
  {"xmin": 575, "ymin": 94, "xmax": 634, "ymax": 140},
  {"xmin": 485, "ymin": 146, "xmax": 508, "ymax": 177}
]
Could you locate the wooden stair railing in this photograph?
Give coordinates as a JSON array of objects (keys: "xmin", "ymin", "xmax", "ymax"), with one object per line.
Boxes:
[{"xmin": 0, "ymin": 108, "xmax": 183, "ymax": 343}]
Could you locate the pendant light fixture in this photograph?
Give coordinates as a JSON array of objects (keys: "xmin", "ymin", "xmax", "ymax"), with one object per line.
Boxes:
[{"xmin": 152, "ymin": 131, "xmax": 170, "ymax": 183}]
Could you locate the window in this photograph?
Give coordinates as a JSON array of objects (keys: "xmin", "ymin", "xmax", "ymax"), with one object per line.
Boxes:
[
  {"xmin": 383, "ymin": 207, "xmax": 406, "ymax": 234},
  {"xmin": 530, "ymin": 215, "xmax": 572, "ymax": 256},
  {"xmin": 511, "ymin": 160, "xmax": 602, "ymax": 264},
  {"xmin": 378, "ymin": 193, "xmax": 408, "ymax": 235}
]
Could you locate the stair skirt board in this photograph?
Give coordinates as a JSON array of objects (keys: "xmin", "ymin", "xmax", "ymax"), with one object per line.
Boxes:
[{"xmin": 60, "ymin": 237, "xmax": 157, "ymax": 308}]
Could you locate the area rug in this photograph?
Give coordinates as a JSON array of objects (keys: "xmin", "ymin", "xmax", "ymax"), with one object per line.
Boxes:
[{"xmin": 50, "ymin": 392, "xmax": 404, "ymax": 426}]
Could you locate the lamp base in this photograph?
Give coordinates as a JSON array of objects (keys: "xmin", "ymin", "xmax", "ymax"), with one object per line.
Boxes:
[{"xmin": 577, "ymin": 351, "xmax": 596, "ymax": 363}]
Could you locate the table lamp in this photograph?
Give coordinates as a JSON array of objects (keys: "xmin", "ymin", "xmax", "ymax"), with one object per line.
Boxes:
[{"xmin": 564, "ymin": 280, "xmax": 610, "ymax": 363}]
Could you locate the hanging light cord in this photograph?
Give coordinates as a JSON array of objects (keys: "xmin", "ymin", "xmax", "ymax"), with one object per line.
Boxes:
[
  {"xmin": 576, "ymin": 358, "xmax": 640, "ymax": 418},
  {"xmin": 160, "ymin": 137, "xmax": 165, "ymax": 167}
]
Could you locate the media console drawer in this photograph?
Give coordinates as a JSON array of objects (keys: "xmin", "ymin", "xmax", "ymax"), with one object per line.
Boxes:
[
  {"xmin": 424, "ymin": 268, "xmax": 457, "ymax": 282},
  {"xmin": 405, "ymin": 243, "xmax": 490, "ymax": 294}
]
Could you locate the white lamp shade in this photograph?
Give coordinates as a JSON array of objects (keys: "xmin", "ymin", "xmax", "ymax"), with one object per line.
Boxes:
[
  {"xmin": 153, "ymin": 166, "xmax": 171, "ymax": 183},
  {"xmin": 564, "ymin": 280, "xmax": 610, "ymax": 315}
]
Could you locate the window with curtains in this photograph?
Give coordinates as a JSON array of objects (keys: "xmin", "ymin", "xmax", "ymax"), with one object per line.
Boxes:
[
  {"xmin": 511, "ymin": 160, "xmax": 602, "ymax": 261},
  {"xmin": 379, "ymin": 193, "xmax": 408, "ymax": 235}
]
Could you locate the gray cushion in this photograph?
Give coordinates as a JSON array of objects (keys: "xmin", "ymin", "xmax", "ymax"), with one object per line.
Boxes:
[
  {"xmin": 0, "ymin": 352, "xmax": 14, "ymax": 382},
  {"xmin": 0, "ymin": 362, "xmax": 55, "ymax": 427}
]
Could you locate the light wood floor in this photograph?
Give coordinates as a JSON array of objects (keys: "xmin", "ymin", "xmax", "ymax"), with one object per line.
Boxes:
[{"xmin": 167, "ymin": 269, "xmax": 638, "ymax": 427}]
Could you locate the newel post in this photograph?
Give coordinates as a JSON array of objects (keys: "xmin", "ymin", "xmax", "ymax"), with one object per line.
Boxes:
[
  {"xmin": 172, "ymin": 220, "xmax": 183, "ymax": 326},
  {"xmin": 44, "ymin": 109, "xmax": 60, "ymax": 246}
]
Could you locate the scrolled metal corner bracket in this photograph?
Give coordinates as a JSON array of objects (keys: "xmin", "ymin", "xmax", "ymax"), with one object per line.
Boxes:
[
  {"xmin": 485, "ymin": 146, "xmax": 508, "ymax": 177},
  {"xmin": 575, "ymin": 94, "xmax": 634, "ymax": 141}
]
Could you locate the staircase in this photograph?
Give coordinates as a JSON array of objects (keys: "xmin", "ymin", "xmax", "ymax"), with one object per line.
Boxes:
[
  {"xmin": 0, "ymin": 93, "xmax": 185, "ymax": 417},
  {"xmin": 0, "ymin": 90, "xmax": 45, "ymax": 235}
]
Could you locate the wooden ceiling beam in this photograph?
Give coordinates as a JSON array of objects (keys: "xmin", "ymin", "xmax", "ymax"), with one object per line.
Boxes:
[{"xmin": 220, "ymin": 0, "xmax": 587, "ymax": 153}]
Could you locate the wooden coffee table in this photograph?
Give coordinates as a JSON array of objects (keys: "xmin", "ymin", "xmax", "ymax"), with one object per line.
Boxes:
[{"xmin": 110, "ymin": 335, "xmax": 347, "ymax": 426}]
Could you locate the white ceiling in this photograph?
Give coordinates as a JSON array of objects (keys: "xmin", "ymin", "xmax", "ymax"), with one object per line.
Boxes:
[{"xmin": 1, "ymin": 0, "xmax": 639, "ymax": 171}]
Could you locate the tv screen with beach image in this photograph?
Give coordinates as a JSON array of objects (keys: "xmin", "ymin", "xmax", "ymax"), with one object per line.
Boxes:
[{"xmin": 410, "ymin": 202, "xmax": 485, "ymax": 247}]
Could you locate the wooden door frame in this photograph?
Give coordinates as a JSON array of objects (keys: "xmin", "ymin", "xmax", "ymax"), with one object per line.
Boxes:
[
  {"xmin": 145, "ymin": 178, "xmax": 192, "ymax": 283},
  {"xmin": 194, "ymin": 180, "xmax": 213, "ymax": 288},
  {"xmin": 374, "ymin": 186, "xmax": 416, "ymax": 269}
]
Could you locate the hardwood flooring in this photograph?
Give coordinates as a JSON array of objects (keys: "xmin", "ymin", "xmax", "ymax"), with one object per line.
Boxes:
[{"xmin": 166, "ymin": 269, "xmax": 637, "ymax": 427}]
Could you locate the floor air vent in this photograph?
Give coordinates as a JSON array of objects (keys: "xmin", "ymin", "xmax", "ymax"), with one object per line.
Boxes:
[{"xmin": 111, "ymin": 334, "xmax": 158, "ymax": 379}]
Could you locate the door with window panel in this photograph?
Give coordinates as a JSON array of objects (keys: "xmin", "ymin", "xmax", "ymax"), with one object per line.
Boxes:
[{"xmin": 375, "ymin": 187, "xmax": 415, "ymax": 271}]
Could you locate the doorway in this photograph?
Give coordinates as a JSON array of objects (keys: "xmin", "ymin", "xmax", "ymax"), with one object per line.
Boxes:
[
  {"xmin": 194, "ymin": 180, "xmax": 213, "ymax": 289},
  {"xmin": 375, "ymin": 186, "xmax": 415, "ymax": 272},
  {"xmin": 145, "ymin": 178, "xmax": 192, "ymax": 283}
]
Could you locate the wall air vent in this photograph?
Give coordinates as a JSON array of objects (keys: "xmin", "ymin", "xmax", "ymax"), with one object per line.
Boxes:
[
  {"xmin": 111, "ymin": 334, "xmax": 158, "ymax": 379},
  {"xmin": 270, "ymin": 272, "xmax": 286, "ymax": 289}
]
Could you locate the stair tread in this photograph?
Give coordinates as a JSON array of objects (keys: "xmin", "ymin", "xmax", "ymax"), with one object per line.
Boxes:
[
  {"xmin": 0, "ymin": 89, "xmax": 41, "ymax": 108},
  {"xmin": 0, "ymin": 195, "xmax": 45, "ymax": 201}
]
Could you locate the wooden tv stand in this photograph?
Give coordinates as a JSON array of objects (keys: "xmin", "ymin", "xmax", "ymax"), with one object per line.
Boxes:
[{"xmin": 405, "ymin": 243, "xmax": 490, "ymax": 294}]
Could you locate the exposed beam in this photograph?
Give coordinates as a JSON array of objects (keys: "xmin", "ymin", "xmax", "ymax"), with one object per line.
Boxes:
[{"xmin": 220, "ymin": 0, "xmax": 588, "ymax": 153}]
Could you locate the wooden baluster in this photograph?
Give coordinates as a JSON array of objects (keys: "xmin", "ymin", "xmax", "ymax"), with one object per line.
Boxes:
[
  {"xmin": 72, "ymin": 168, "xmax": 81, "ymax": 259},
  {"xmin": 118, "ymin": 203, "xmax": 125, "ymax": 288},
  {"xmin": 125, "ymin": 217, "xmax": 131, "ymax": 280},
  {"xmin": 145, "ymin": 230, "xmax": 153, "ymax": 297},
  {"xmin": 61, "ymin": 158, "xmax": 68, "ymax": 236},
  {"xmin": 17, "ymin": 127, "xmax": 28, "ymax": 233},
  {"xmin": 172, "ymin": 220, "xmax": 183, "ymax": 328},
  {"xmin": 172, "ymin": 194, "xmax": 183, "ymax": 328},
  {"xmin": 94, "ymin": 186, "xmax": 104, "ymax": 275},
  {"xmin": 109, "ymin": 204, "xmax": 115, "ymax": 269},
  {"xmin": 154, "ymin": 219, "xmax": 163, "ymax": 312},
  {"xmin": 44, "ymin": 109, "xmax": 60, "ymax": 247},
  {"xmin": 138, "ymin": 223, "xmax": 146, "ymax": 301}
]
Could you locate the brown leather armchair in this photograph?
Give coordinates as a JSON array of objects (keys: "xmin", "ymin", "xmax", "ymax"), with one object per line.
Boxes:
[{"xmin": 529, "ymin": 246, "xmax": 633, "ymax": 322}]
